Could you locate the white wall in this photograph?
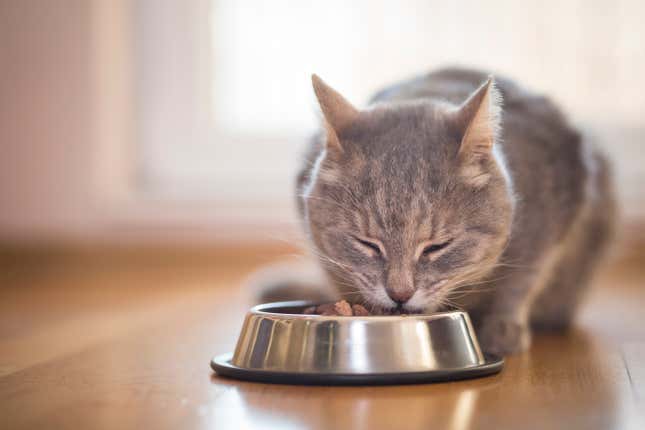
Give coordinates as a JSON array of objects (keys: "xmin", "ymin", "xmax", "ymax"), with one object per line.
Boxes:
[{"xmin": 0, "ymin": 0, "xmax": 98, "ymax": 241}]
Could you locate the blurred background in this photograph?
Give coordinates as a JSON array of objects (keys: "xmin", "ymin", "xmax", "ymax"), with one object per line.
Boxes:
[
  {"xmin": 1, "ymin": 0, "xmax": 644, "ymax": 248},
  {"xmin": 2, "ymin": 3, "xmax": 645, "ymax": 427}
]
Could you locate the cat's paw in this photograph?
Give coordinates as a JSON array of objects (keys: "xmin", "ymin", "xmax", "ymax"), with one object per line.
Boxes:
[{"xmin": 478, "ymin": 317, "xmax": 531, "ymax": 356}]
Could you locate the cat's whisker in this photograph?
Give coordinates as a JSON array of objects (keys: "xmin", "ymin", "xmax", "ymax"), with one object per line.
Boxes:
[
  {"xmin": 316, "ymin": 254, "xmax": 352, "ymax": 272},
  {"xmin": 445, "ymin": 289, "xmax": 495, "ymax": 302},
  {"xmin": 306, "ymin": 247, "xmax": 351, "ymax": 268},
  {"xmin": 454, "ymin": 272, "xmax": 515, "ymax": 289},
  {"xmin": 338, "ymin": 289, "xmax": 362, "ymax": 297},
  {"xmin": 438, "ymin": 295, "xmax": 465, "ymax": 311}
]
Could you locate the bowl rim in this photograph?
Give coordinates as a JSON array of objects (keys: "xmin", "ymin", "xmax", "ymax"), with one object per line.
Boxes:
[
  {"xmin": 249, "ymin": 300, "xmax": 469, "ymax": 322},
  {"xmin": 211, "ymin": 352, "xmax": 504, "ymax": 385}
]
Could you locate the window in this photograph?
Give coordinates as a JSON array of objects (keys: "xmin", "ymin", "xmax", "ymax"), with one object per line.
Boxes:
[{"xmin": 133, "ymin": 0, "xmax": 645, "ymax": 224}]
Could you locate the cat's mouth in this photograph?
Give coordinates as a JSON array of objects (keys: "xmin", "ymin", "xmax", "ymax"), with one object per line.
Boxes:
[
  {"xmin": 369, "ymin": 306, "xmax": 426, "ymax": 316},
  {"xmin": 360, "ymin": 299, "xmax": 427, "ymax": 315},
  {"xmin": 377, "ymin": 302, "xmax": 427, "ymax": 315}
]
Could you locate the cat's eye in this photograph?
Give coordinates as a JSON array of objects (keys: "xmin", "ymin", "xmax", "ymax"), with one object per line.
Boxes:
[
  {"xmin": 352, "ymin": 236, "xmax": 384, "ymax": 257},
  {"xmin": 421, "ymin": 239, "xmax": 453, "ymax": 257}
]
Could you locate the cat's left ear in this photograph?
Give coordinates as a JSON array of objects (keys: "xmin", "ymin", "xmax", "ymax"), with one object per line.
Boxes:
[
  {"xmin": 455, "ymin": 78, "xmax": 502, "ymax": 185},
  {"xmin": 311, "ymin": 74, "xmax": 360, "ymax": 155}
]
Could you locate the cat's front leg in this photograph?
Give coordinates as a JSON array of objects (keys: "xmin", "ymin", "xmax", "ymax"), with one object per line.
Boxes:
[
  {"xmin": 472, "ymin": 270, "xmax": 543, "ymax": 356},
  {"xmin": 477, "ymin": 313, "xmax": 531, "ymax": 356}
]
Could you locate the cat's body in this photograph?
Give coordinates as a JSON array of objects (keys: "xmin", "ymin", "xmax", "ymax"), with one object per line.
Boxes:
[{"xmin": 282, "ymin": 68, "xmax": 615, "ymax": 355}]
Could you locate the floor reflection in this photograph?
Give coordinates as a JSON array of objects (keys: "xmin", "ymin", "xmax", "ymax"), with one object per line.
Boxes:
[
  {"xmin": 208, "ymin": 368, "xmax": 499, "ymax": 430},
  {"xmin": 208, "ymin": 328, "xmax": 628, "ymax": 430}
]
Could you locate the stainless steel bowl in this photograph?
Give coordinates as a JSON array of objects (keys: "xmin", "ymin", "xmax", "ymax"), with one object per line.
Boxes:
[{"xmin": 211, "ymin": 301, "xmax": 503, "ymax": 385}]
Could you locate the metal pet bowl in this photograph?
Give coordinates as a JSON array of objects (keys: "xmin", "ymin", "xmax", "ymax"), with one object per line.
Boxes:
[{"xmin": 211, "ymin": 301, "xmax": 503, "ymax": 385}]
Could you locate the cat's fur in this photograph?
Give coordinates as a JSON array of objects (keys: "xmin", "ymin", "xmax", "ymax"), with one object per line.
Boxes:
[{"xmin": 264, "ymin": 68, "xmax": 614, "ymax": 355}]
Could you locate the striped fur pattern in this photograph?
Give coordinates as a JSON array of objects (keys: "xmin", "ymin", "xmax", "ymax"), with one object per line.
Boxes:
[{"xmin": 293, "ymin": 68, "xmax": 615, "ymax": 355}]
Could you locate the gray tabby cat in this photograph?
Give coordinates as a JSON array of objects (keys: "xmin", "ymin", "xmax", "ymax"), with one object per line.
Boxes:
[{"xmin": 272, "ymin": 68, "xmax": 614, "ymax": 355}]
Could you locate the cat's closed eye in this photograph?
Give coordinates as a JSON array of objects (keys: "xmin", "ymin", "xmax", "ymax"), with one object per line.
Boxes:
[
  {"xmin": 352, "ymin": 236, "xmax": 384, "ymax": 258},
  {"xmin": 421, "ymin": 239, "xmax": 453, "ymax": 257}
]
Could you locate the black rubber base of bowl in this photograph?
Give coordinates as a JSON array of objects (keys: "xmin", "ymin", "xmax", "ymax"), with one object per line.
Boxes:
[{"xmin": 211, "ymin": 353, "xmax": 504, "ymax": 386}]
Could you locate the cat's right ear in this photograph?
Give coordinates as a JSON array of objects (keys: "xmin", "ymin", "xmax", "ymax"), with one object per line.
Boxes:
[
  {"xmin": 454, "ymin": 77, "xmax": 503, "ymax": 186},
  {"xmin": 312, "ymin": 74, "xmax": 359, "ymax": 153}
]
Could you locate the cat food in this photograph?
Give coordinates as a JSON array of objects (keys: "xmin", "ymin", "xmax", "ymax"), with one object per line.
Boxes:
[
  {"xmin": 303, "ymin": 300, "xmax": 371, "ymax": 316},
  {"xmin": 302, "ymin": 301, "xmax": 424, "ymax": 316}
]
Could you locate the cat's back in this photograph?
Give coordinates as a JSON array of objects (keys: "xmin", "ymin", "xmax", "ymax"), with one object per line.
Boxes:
[{"xmin": 370, "ymin": 67, "xmax": 575, "ymax": 147}]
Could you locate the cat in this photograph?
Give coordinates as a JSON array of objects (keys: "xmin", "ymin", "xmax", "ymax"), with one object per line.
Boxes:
[{"xmin": 259, "ymin": 68, "xmax": 615, "ymax": 355}]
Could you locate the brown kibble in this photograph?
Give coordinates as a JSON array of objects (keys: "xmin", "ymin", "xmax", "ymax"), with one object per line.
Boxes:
[
  {"xmin": 351, "ymin": 304, "xmax": 369, "ymax": 316},
  {"xmin": 315, "ymin": 303, "xmax": 336, "ymax": 315},
  {"xmin": 302, "ymin": 301, "xmax": 374, "ymax": 316},
  {"xmin": 334, "ymin": 300, "xmax": 353, "ymax": 316},
  {"xmin": 303, "ymin": 306, "xmax": 317, "ymax": 314}
]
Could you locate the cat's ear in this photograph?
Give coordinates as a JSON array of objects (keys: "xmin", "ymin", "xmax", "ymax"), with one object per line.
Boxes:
[
  {"xmin": 312, "ymin": 74, "xmax": 359, "ymax": 153},
  {"xmin": 455, "ymin": 77, "xmax": 502, "ymax": 185}
]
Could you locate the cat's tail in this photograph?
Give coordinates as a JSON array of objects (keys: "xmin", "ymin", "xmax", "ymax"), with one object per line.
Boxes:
[{"xmin": 246, "ymin": 259, "xmax": 337, "ymax": 304}]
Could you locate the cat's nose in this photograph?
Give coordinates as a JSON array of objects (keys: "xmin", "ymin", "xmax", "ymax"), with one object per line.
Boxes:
[{"xmin": 386, "ymin": 287, "xmax": 414, "ymax": 304}]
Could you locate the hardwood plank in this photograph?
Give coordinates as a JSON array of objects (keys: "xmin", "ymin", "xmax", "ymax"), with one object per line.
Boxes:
[
  {"xmin": 622, "ymin": 342, "xmax": 645, "ymax": 403},
  {"xmin": 0, "ymin": 246, "xmax": 644, "ymax": 429}
]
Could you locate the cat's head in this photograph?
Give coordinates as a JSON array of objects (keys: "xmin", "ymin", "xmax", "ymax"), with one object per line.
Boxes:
[{"xmin": 304, "ymin": 74, "xmax": 514, "ymax": 313}]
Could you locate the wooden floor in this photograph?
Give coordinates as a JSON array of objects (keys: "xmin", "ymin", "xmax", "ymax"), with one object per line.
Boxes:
[{"xmin": 1, "ymin": 244, "xmax": 644, "ymax": 430}]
